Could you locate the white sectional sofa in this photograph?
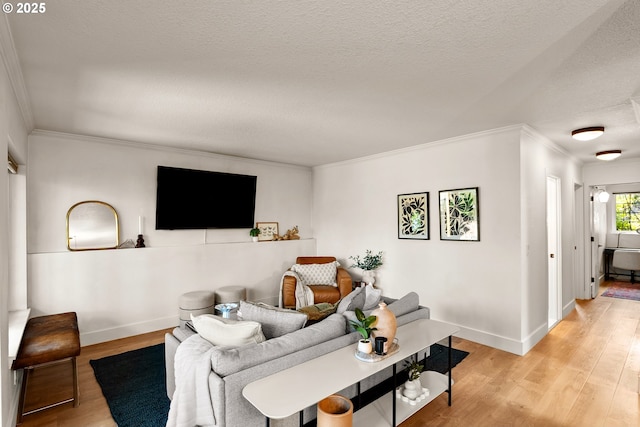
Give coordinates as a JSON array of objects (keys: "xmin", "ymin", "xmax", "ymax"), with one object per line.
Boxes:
[{"xmin": 164, "ymin": 292, "xmax": 429, "ymax": 427}]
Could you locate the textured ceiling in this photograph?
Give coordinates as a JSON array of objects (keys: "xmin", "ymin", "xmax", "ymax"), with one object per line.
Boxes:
[{"xmin": 5, "ymin": 0, "xmax": 640, "ymax": 166}]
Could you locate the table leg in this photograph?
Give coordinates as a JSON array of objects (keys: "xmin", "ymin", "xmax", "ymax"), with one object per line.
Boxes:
[
  {"xmin": 392, "ymin": 363, "xmax": 397, "ymax": 426},
  {"xmin": 266, "ymin": 417, "xmax": 270, "ymax": 427},
  {"xmin": 448, "ymin": 335, "xmax": 452, "ymax": 406}
]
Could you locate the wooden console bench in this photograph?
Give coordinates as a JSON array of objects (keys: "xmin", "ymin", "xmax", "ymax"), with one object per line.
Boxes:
[{"xmin": 11, "ymin": 312, "xmax": 81, "ymax": 424}]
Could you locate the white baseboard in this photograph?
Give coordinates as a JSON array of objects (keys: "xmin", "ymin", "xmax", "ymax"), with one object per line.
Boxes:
[
  {"xmin": 449, "ymin": 323, "xmax": 526, "ymax": 356},
  {"xmin": 521, "ymin": 322, "xmax": 548, "ymax": 355},
  {"xmin": 563, "ymin": 299, "xmax": 576, "ymax": 318},
  {"xmin": 79, "ymin": 315, "xmax": 180, "ymax": 346},
  {"xmin": 445, "ymin": 300, "xmax": 578, "ymax": 356}
]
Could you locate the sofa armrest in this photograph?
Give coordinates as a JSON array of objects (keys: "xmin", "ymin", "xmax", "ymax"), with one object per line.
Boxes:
[
  {"xmin": 337, "ymin": 268, "xmax": 352, "ymax": 298},
  {"xmin": 165, "ymin": 332, "xmax": 181, "ymax": 399},
  {"xmin": 282, "ymin": 275, "xmax": 297, "ymax": 308}
]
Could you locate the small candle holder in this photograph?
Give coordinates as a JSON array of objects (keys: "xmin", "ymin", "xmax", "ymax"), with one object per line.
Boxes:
[{"xmin": 135, "ymin": 234, "xmax": 146, "ymax": 248}]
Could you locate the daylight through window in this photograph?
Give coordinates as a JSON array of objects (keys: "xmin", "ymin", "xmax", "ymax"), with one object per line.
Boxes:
[{"xmin": 615, "ymin": 192, "xmax": 640, "ymax": 231}]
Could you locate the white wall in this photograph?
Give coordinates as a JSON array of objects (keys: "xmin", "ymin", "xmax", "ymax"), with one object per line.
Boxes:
[
  {"xmin": 313, "ymin": 125, "xmax": 581, "ymax": 355},
  {"xmin": 583, "ymin": 158, "xmax": 640, "ymax": 186},
  {"xmin": 0, "ymin": 38, "xmax": 29, "ymax": 427},
  {"xmin": 519, "ymin": 127, "xmax": 582, "ymax": 351},
  {"xmin": 313, "ymin": 126, "xmax": 527, "ymax": 353},
  {"xmin": 27, "ymin": 131, "xmax": 315, "ymax": 345},
  {"xmin": 8, "ymin": 171, "xmax": 26, "ymax": 311}
]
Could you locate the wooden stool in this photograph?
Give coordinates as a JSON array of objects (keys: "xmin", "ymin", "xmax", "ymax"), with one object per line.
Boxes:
[{"xmin": 11, "ymin": 312, "xmax": 81, "ymax": 424}]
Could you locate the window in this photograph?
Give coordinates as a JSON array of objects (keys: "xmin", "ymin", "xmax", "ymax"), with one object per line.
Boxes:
[{"xmin": 615, "ymin": 192, "xmax": 640, "ymax": 231}]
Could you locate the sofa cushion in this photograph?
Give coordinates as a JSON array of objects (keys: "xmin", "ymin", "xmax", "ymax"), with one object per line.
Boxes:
[
  {"xmin": 343, "ymin": 292, "xmax": 420, "ymax": 333},
  {"xmin": 239, "ymin": 301, "xmax": 307, "ymax": 339},
  {"xmin": 190, "ymin": 314, "xmax": 266, "ymax": 347},
  {"xmin": 362, "ymin": 284, "xmax": 382, "ymax": 310},
  {"xmin": 384, "ymin": 292, "xmax": 420, "ymax": 317},
  {"xmin": 291, "ymin": 262, "xmax": 338, "ymax": 286},
  {"xmin": 336, "ymin": 285, "xmax": 365, "ymax": 314},
  {"xmin": 209, "ymin": 313, "xmax": 346, "ymax": 377}
]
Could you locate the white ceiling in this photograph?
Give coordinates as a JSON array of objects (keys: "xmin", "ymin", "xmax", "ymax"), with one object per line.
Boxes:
[{"xmin": 5, "ymin": 0, "xmax": 640, "ymax": 166}]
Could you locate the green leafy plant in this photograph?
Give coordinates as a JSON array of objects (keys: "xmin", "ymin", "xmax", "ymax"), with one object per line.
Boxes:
[
  {"xmin": 249, "ymin": 227, "xmax": 261, "ymax": 237},
  {"xmin": 446, "ymin": 192, "xmax": 476, "ymax": 236},
  {"xmin": 349, "ymin": 250, "xmax": 383, "ymax": 271},
  {"xmin": 349, "ymin": 308, "xmax": 377, "ymax": 340},
  {"xmin": 404, "ymin": 358, "xmax": 423, "ymax": 381},
  {"xmin": 615, "ymin": 193, "xmax": 640, "ymax": 231}
]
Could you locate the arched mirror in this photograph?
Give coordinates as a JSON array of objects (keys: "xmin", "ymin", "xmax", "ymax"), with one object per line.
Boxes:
[{"xmin": 66, "ymin": 201, "xmax": 119, "ymax": 251}]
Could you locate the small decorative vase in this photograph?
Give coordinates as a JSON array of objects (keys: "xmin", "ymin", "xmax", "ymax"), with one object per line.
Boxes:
[
  {"xmin": 402, "ymin": 378, "xmax": 422, "ymax": 400},
  {"xmin": 357, "ymin": 339, "xmax": 372, "ymax": 354},
  {"xmin": 317, "ymin": 394, "xmax": 353, "ymax": 427},
  {"xmin": 252, "ymin": 236, "xmax": 259, "ymax": 242},
  {"xmin": 361, "ymin": 270, "xmax": 375, "ymax": 285},
  {"xmin": 371, "ymin": 302, "xmax": 397, "ymax": 353}
]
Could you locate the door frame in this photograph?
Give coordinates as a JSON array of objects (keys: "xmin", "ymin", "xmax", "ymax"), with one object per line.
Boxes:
[{"xmin": 547, "ymin": 175, "xmax": 562, "ymax": 329}]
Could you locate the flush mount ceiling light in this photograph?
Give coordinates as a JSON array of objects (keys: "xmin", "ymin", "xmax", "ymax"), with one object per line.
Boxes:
[
  {"xmin": 595, "ymin": 150, "xmax": 622, "ymax": 161},
  {"xmin": 571, "ymin": 126, "xmax": 605, "ymax": 141}
]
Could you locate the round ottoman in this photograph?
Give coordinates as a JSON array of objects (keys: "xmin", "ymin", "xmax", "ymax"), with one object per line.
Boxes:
[
  {"xmin": 214, "ymin": 286, "xmax": 246, "ymax": 316},
  {"xmin": 179, "ymin": 290, "xmax": 216, "ymax": 328}
]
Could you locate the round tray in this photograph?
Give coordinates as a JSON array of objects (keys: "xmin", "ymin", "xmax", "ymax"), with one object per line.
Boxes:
[{"xmin": 354, "ymin": 341, "xmax": 400, "ymax": 362}]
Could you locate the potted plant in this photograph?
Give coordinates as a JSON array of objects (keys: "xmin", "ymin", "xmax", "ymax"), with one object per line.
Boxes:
[
  {"xmin": 402, "ymin": 358, "xmax": 424, "ymax": 400},
  {"xmin": 249, "ymin": 227, "xmax": 261, "ymax": 242},
  {"xmin": 349, "ymin": 250, "xmax": 383, "ymax": 285},
  {"xmin": 349, "ymin": 307, "xmax": 377, "ymax": 354}
]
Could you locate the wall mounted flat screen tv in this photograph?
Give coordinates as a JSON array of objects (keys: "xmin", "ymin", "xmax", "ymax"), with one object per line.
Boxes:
[{"xmin": 155, "ymin": 166, "xmax": 257, "ymax": 230}]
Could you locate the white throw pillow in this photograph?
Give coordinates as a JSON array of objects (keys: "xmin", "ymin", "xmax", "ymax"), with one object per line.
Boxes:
[
  {"xmin": 190, "ymin": 313, "xmax": 266, "ymax": 347},
  {"xmin": 291, "ymin": 262, "xmax": 338, "ymax": 286}
]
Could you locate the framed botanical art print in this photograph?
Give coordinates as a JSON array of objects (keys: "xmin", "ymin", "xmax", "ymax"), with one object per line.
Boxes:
[
  {"xmin": 439, "ymin": 187, "xmax": 479, "ymax": 241},
  {"xmin": 397, "ymin": 192, "xmax": 429, "ymax": 240},
  {"xmin": 256, "ymin": 222, "xmax": 279, "ymax": 241}
]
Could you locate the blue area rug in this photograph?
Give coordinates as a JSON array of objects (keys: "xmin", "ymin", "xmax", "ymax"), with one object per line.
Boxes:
[
  {"xmin": 426, "ymin": 343, "xmax": 469, "ymax": 373},
  {"xmin": 90, "ymin": 344, "xmax": 170, "ymax": 427}
]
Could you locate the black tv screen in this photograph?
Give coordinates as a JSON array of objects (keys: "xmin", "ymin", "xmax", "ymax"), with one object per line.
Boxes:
[{"xmin": 155, "ymin": 166, "xmax": 257, "ymax": 230}]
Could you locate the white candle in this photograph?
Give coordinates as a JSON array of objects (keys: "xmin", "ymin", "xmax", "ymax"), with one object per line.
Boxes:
[{"xmin": 138, "ymin": 216, "xmax": 143, "ymax": 235}]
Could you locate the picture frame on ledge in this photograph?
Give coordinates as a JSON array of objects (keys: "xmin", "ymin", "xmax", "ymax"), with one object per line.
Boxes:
[
  {"xmin": 439, "ymin": 187, "xmax": 479, "ymax": 241},
  {"xmin": 256, "ymin": 222, "xmax": 279, "ymax": 241},
  {"xmin": 397, "ymin": 192, "xmax": 429, "ymax": 240}
]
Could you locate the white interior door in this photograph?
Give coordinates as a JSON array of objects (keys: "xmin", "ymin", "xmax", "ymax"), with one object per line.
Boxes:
[
  {"xmin": 590, "ymin": 186, "xmax": 608, "ymax": 297},
  {"xmin": 573, "ymin": 183, "xmax": 586, "ymax": 299},
  {"xmin": 547, "ymin": 176, "xmax": 561, "ymax": 329}
]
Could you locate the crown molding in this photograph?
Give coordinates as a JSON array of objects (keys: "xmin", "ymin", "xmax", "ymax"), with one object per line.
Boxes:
[
  {"xmin": 30, "ymin": 129, "xmax": 312, "ymax": 171},
  {"xmin": 520, "ymin": 124, "xmax": 581, "ymax": 164},
  {"xmin": 0, "ymin": 15, "xmax": 35, "ymax": 130},
  {"xmin": 315, "ymin": 124, "xmax": 525, "ymax": 170}
]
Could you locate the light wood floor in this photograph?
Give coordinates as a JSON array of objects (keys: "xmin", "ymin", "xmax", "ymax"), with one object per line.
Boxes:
[{"xmin": 18, "ymin": 282, "xmax": 640, "ymax": 427}]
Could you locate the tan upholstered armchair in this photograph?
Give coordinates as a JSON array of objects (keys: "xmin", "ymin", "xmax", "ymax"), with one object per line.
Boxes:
[{"xmin": 281, "ymin": 256, "xmax": 352, "ymax": 309}]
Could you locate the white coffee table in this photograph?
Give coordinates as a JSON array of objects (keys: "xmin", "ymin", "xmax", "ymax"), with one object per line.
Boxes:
[{"xmin": 242, "ymin": 318, "xmax": 460, "ymax": 427}]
